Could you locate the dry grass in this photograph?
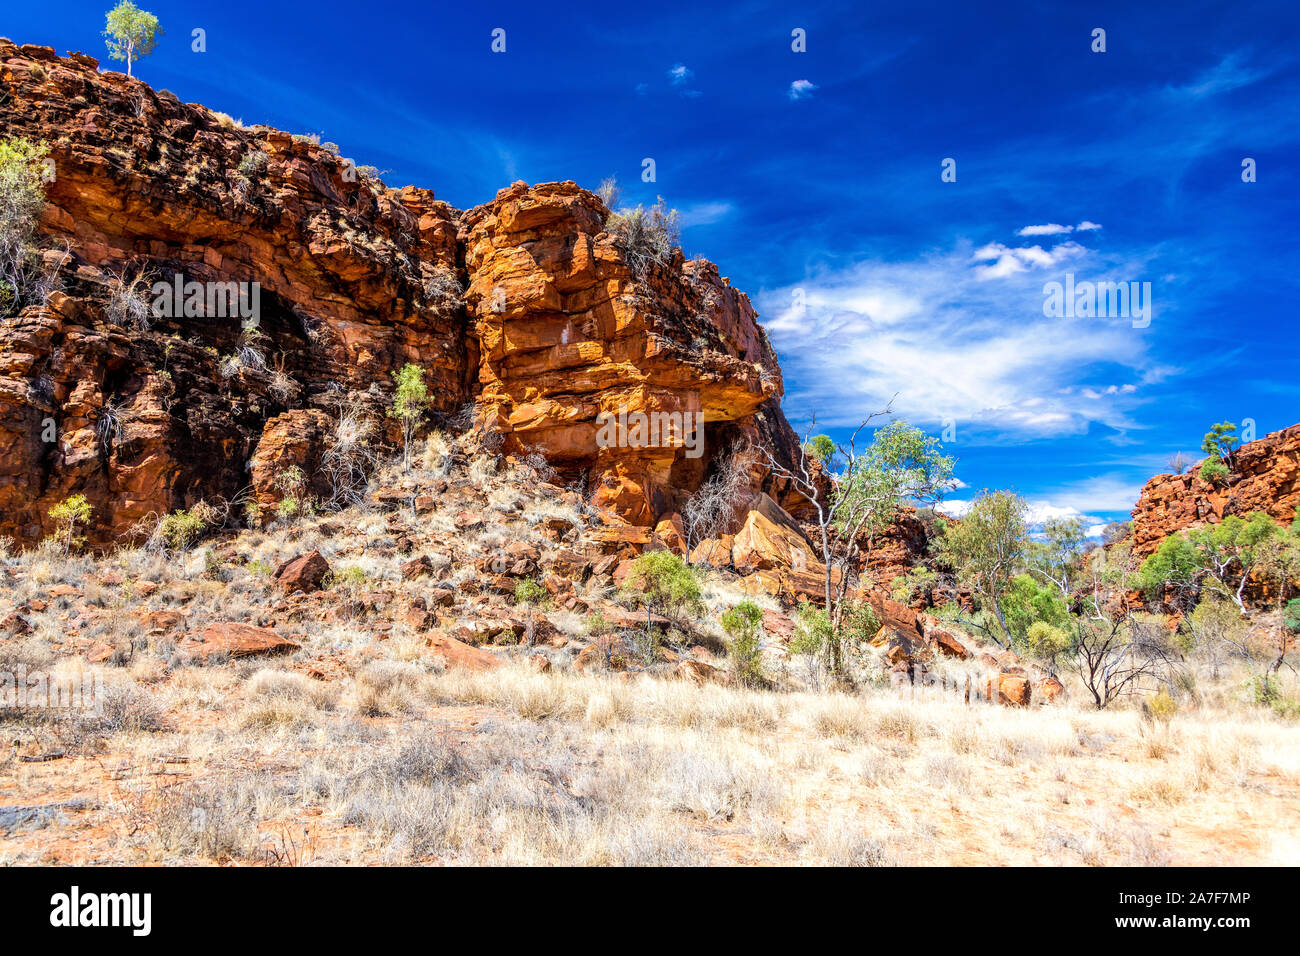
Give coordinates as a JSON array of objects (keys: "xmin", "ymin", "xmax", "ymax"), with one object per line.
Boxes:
[
  {"xmin": 2, "ymin": 428, "xmax": 1297, "ymax": 866},
  {"xmin": 1, "ymin": 648, "xmax": 1298, "ymax": 864}
]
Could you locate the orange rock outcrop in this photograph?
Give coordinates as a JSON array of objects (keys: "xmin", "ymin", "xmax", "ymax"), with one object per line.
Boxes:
[
  {"xmin": 0, "ymin": 43, "xmax": 805, "ymax": 545},
  {"xmin": 1129, "ymin": 424, "xmax": 1300, "ymax": 557}
]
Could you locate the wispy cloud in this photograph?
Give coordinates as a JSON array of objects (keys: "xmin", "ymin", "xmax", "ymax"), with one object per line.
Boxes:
[
  {"xmin": 1017, "ymin": 223, "xmax": 1073, "ymax": 237},
  {"xmin": 758, "ymin": 232, "xmax": 1165, "ymax": 441},
  {"xmin": 667, "ymin": 64, "xmax": 693, "ymax": 85},
  {"xmin": 678, "ymin": 201, "xmax": 734, "ymax": 228},
  {"xmin": 1168, "ymin": 52, "xmax": 1270, "ymax": 99}
]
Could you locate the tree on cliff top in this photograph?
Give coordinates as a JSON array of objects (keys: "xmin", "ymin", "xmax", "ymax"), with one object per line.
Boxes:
[{"xmin": 103, "ymin": 2, "xmax": 163, "ymax": 78}]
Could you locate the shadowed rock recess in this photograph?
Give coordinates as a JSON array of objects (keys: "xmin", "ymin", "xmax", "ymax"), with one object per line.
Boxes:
[{"xmin": 0, "ymin": 42, "xmax": 805, "ymax": 547}]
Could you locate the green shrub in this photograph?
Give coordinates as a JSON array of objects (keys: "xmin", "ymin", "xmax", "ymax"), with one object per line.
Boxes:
[
  {"xmin": 513, "ymin": 577, "xmax": 547, "ymax": 607},
  {"xmin": 790, "ymin": 601, "xmax": 833, "ymax": 658},
  {"xmin": 720, "ymin": 600, "xmax": 766, "ymax": 687},
  {"xmin": 619, "ymin": 551, "xmax": 703, "ymax": 623},
  {"xmin": 889, "ymin": 566, "xmax": 937, "ymax": 604},
  {"xmin": 1136, "ymin": 533, "xmax": 1202, "ymax": 600},
  {"xmin": 1146, "ymin": 689, "xmax": 1178, "ymax": 722},
  {"xmin": 1284, "ymin": 598, "xmax": 1300, "ymax": 635},
  {"xmin": 582, "ymin": 611, "xmax": 612, "ymax": 637},
  {"xmin": 514, "ymin": 577, "xmax": 548, "ymax": 645},
  {"xmin": 0, "ymin": 137, "xmax": 51, "ymax": 317},
  {"xmin": 326, "ymin": 565, "xmax": 367, "ymax": 592},
  {"xmin": 1199, "ymin": 458, "xmax": 1229, "ymax": 486},
  {"xmin": 1026, "ymin": 620, "xmax": 1072, "ymax": 670},
  {"xmin": 157, "ymin": 508, "xmax": 207, "ymax": 551},
  {"xmin": 272, "ymin": 465, "xmax": 307, "ymax": 520},
  {"xmin": 1001, "ymin": 574, "xmax": 1071, "ymax": 647},
  {"xmin": 388, "ymin": 364, "xmax": 429, "ymax": 470},
  {"xmin": 49, "ymin": 494, "xmax": 93, "ymax": 552}
]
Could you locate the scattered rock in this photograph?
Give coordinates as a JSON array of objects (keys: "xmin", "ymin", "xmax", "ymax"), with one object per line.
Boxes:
[
  {"xmin": 426, "ymin": 631, "xmax": 502, "ymax": 672},
  {"xmin": 401, "ymin": 555, "xmax": 435, "ymax": 581},
  {"xmin": 1, "ymin": 613, "xmax": 33, "ymax": 636},
  {"xmin": 991, "ymin": 673, "xmax": 1032, "ymax": 707},
  {"xmin": 1036, "ymin": 675, "xmax": 1065, "ymax": 703},
  {"xmin": 274, "ymin": 551, "xmax": 330, "ymax": 594},
  {"xmin": 182, "ymin": 622, "xmax": 300, "ymax": 661},
  {"xmin": 675, "ymin": 659, "xmax": 724, "ymax": 684}
]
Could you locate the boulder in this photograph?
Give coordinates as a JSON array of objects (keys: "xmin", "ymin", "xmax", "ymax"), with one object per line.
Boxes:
[
  {"xmin": 689, "ymin": 535, "xmax": 735, "ymax": 569},
  {"xmin": 401, "ymin": 555, "xmax": 435, "ymax": 581},
  {"xmin": 991, "ymin": 673, "xmax": 1032, "ymax": 707},
  {"xmin": 426, "ymin": 632, "xmax": 502, "ymax": 672},
  {"xmin": 574, "ymin": 635, "xmax": 636, "ymax": 672},
  {"xmin": 731, "ymin": 494, "xmax": 815, "ymax": 572},
  {"xmin": 1, "ymin": 612, "xmax": 33, "ymax": 636},
  {"xmin": 1035, "ymin": 675, "xmax": 1065, "ymax": 703},
  {"xmin": 182, "ymin": 622, "xmax": 300, "ymax": 661},
  {"xmin": 275, "ymin": 551, "xmax": 330, "ymax": 594},
  {"xmin": 675, "ymin": 659, "xmax": 724, "ymax": 684}
]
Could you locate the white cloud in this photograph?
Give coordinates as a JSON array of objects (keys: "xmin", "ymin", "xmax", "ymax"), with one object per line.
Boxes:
[
  {"xmin": 1017, "ymin": 223, "xmax": 1073, "ymax": 236},
  {"xmin": 971, "ymin": 240, "xmax": 1084, "ymax": 280},
  {"xmin": 668, "ymin": 64, "xmax": 693, "ymax": 85},
  {"xmin": 757, "ymin": 235, "xmax": 1163, "ymax": 439},
  {"xmin": 1035, "ymin": 474, "xmax": 1145, "ymax": 514},
  {"xmin": 788, "ymin": 79, "xmax": 817, "ymax": 101},
  {"xmin": 1076, "ymin": 220, "xmax": 1103, "ymax": 231},
  {"xmin": 936, "ymin": 500, "xmax": 972, "ymax": 519},
  {"xmin": 937, "ymin": 488, "xmax": 1128, "ymax": 536}
]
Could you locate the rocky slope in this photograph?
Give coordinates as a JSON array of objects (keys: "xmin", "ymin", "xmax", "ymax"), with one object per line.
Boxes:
[
  {"xmin": 0, "ymin": 41, "xmax": 805, "ymax": 548},
  {"xmin": 1129, "ymin": 424, "xmax": 1300, "ymax": 557}
]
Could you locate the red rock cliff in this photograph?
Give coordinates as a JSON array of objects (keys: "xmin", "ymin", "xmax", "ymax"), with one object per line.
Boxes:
[
  {"xmin": 1129, "ymin": 424, "xmax": 1300, "ymax": 557},
  {"xmin": 0, "ymin": 42, "xmax": 803, "ymax": 545}
]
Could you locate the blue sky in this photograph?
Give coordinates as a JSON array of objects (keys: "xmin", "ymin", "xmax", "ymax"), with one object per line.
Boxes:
[{"xmin": 9, "ymin": 0, "xmax": 1299, "ymax": 532}]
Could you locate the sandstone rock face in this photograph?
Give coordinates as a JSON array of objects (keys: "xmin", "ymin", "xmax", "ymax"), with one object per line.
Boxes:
[
  {"xmin": 460, "ymin": 180, "xmax": 800, "ymax": 526},
  {"xmin": 1130, "ymin": 425, "xmax": 1300, "ymax": 557},
  {"xmin": 0, "ymin": 43, "xmax": 805, "ymax": 547}
]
